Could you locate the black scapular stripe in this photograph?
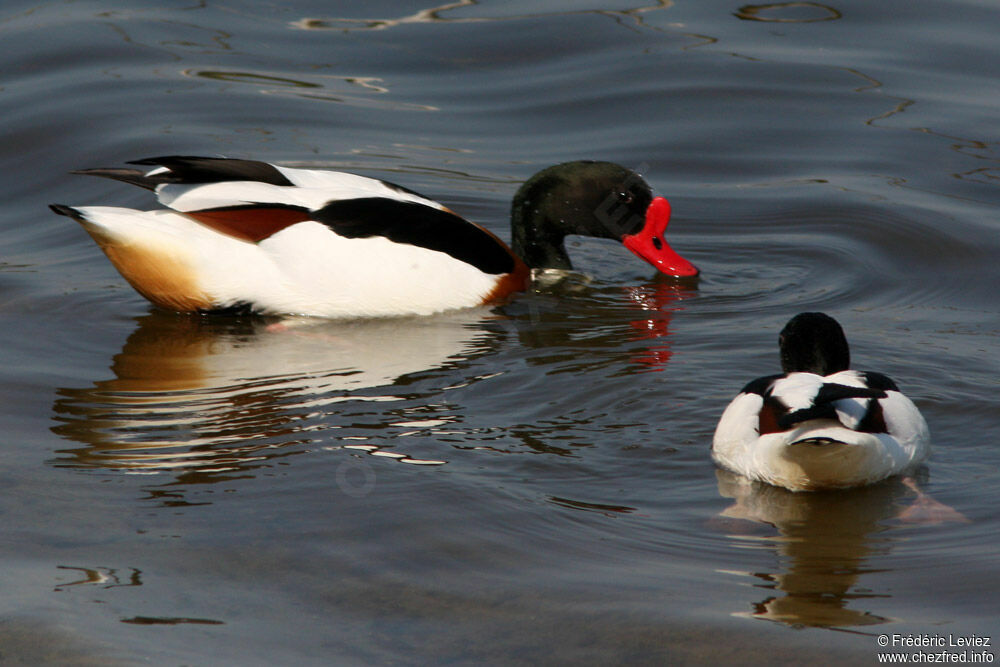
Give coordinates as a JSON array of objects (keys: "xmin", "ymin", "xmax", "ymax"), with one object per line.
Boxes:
[
  {"xmin": 312, "ymin": 198, "xmax": 515, "ymax": 276},
  {"xmin": 776, "ymin": 382, "xmax": 886, "ymax": 429}
]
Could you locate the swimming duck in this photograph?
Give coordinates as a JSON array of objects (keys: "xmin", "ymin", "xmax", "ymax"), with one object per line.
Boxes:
[
  {"xmin": 712, "ymin": 312, "xmax": 930, "ymax": 491},
  {"xmin": 49, "ymin": 156, "xmax": 697, "ymax": 317}
]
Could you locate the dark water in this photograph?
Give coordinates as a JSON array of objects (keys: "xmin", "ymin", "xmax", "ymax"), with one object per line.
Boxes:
[{"xmin": 2, "ymin": 1, "xmax": 998, "ymax": 664}]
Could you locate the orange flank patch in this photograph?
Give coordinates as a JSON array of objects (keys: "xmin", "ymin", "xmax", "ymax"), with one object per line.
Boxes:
[
  {"xmin": 187, "ymin": 207, "xmax": 312, "ymax": 243},
  {"xmin": 480, "ymin": 254, "xmax": 531, "ymax": 305},
  {"xmin": 86, "ymin": 229, "xmax": 215, "ymax": 312},
  {"xmin": 475, "ymin": 223, "xmax": 531, "ymax": 304},
  {"xmin": 481, "ymin": 259, "xmax": 531, "ymax": 304}
]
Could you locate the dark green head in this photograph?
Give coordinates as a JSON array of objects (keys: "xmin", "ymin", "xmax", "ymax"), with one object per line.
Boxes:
[{"xmin": 510, "ymin": 161, "xmax": 653, "ymax": 270}]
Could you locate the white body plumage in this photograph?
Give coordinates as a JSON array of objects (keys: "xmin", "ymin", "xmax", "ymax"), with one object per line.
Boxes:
[
  {"xmin": 67, "ymin": 205, "xmax": 504, "ymax": 318},
  {"xmin": 52, "ymin": 157, "xmax": 528, "ymax": 317},
  {"xmin": 711, "ymin": 313, "xmax": 930, "ymax": 491},
  {"xmin": 713, "ymin": 370, "xmax": 929, "ymax": 491}
]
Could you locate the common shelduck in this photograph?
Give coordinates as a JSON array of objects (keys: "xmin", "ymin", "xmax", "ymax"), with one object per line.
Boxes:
[
  {"xmin": 49, "ymin": 156, "xmax": 697, "ymax": 317},
  {"xmin": 712, "ymin": 312, "xmax": 930, "ymax": 491}
]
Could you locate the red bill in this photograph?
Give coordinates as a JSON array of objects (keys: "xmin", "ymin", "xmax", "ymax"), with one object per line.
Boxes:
[{"xmin": 623, "ymin": 197, "xmax": 699, "ymax": 277}]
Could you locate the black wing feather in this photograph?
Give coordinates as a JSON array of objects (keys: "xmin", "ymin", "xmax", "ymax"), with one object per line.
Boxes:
[
  {"xmin": 127, "ymin": 156, "xmax": 295, "ymax": 186},
  {"xmin": 313, "ymin": 198, "xmax": 514, "ymax": 276},
  {"xmin": 861, "ymin": 371, "xmax": 899, "ymax": 392},
  {"xmin": 740, "ymin": 374, "xmax": 783, "ymax": 396},
  {"xmin": 70, "ymin": 156, "xmax": 295, "ymax": 190}
]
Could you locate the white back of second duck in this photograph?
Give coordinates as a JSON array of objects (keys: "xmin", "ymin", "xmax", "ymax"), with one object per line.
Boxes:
[{"xmin": 712, "ymin": 312, "xmax": 930, "ymax": 491}]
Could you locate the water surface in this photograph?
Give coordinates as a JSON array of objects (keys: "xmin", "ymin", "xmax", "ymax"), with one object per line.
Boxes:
[{"xmin": 1, "ymin": 0, "xmax": 998, "ymax": 664}]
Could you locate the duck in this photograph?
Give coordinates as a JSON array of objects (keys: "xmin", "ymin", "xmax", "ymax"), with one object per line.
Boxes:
[
  {"xmin": 49, "ymin": 156, "xmax": 697, "ymax": 318},
  {"xmin": 712, "ymin": 312, "xmax": 930, "ymax": 491}
]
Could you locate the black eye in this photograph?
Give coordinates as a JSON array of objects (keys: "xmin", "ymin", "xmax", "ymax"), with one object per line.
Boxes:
[{"xmin": 616, "ymin": 191, "xmax": 634, "ymax": 205}]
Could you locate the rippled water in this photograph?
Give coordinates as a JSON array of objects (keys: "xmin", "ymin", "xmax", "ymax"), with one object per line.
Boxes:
[{"xmin": 2, "ymin": 1, "xmax": 998, "ymax": 664}]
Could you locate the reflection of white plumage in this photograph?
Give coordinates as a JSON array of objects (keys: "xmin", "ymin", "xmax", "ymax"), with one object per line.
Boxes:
[
  {"xmin": 52, "ymin": 312, "xmax": 489, "ymax": 473},
  {"xmin": 712, "ymin": 312, "xmax": 929, "ymax": 491}
]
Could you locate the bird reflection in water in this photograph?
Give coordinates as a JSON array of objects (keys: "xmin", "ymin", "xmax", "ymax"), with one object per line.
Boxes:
[
  {"xmin": 50, "ymin": 310, "xmax": 492, "ymax": 483},
  {"xmin": 623, "ymin": 281, "xmax": 695, "ymax": 370},
  {"xmin": 507, "ymin": 273, "xmax": 695, "ymax": 376},
  {"xmin": 713, "ymin": 469, "xmax": 967, "ymax": 629}
]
